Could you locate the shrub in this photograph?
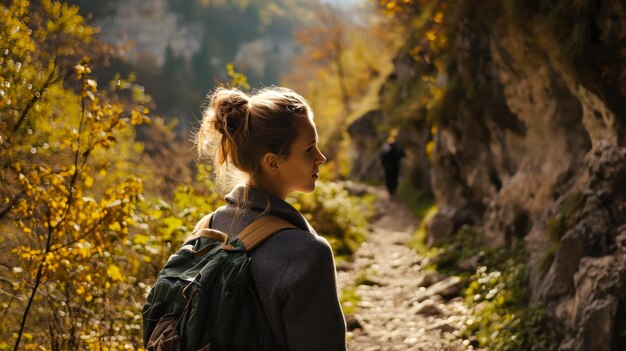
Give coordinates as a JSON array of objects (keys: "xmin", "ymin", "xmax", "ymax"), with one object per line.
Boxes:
[
  {"xmin": 288, "ymin": 181, "xmax": 374, "ymax": 258},
  {"xmin": 463, "ymin": 260, "xmax": 558, "ymax": 351},
  {"xmin": 418, "ymin": 225, "xmax": 559, "ymax": 350}
]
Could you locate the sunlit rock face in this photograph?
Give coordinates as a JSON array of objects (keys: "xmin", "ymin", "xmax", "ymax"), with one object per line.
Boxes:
[
  {"xmin": 347, "ymin": 52, "xmax": 433, "ymax": 192},
  {"xmin": 347, "ymin": 107, "xmax": 432, "ymax": 192},
  {"xmin": 96, "ymin": 0, "xmax": 201, "ymax": 67},
  {"xmin": 375, "ymin": 0, "xmax": 626, "ymax": 349},
  {"xmin": 347, "ymin": 109, "xmax": 385, "ymax": 181}
]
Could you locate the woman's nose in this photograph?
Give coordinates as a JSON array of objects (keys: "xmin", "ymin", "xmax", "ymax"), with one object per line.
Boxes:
[{"xmin": 316, "ymin": 149, "xmax": 326, "ymax": 165}]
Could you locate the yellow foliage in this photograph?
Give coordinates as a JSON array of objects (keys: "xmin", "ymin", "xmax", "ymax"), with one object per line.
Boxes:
[
  {"xmin": 108, "ymin": 221, "xmax": 122, "ymax": 232},
  {"xmin": 425, "ymin": 140, "xmax": 436, "ymax": 160},
  {"xmin": 284, "ymin": 5, "xmax": 399, "ymax": 170},
  {"xmin": 226, "ymin": 63, "xmax": 251, "ymax": 90},
  {"xmin": 0, "ymin": 1, "xmax": 227, "ymax": 348},
  {"xmin": 106, "ymin": 264, "xmax": 123, "ymax": 282}
]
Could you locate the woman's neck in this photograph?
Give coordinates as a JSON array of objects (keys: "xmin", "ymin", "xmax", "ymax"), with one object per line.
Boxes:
[{"xmin": 247, "ymin": 180, "xmax": 287, "ymax": 200}]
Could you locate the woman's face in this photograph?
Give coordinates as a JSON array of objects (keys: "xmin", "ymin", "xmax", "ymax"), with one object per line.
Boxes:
[{"xmin": 274, "ymin": 117, "xmax": 326, "ymax": 199}]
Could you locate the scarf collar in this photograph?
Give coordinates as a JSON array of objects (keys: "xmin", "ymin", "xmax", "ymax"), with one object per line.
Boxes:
[{"xmin": 224, "ymin": 186, "xmax": 314, "ymax": 233}]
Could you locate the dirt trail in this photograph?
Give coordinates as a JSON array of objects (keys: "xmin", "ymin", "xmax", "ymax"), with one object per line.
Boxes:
[{"xmin": 337, "ymin": 186, "xmax": 477, "ymax": 351}]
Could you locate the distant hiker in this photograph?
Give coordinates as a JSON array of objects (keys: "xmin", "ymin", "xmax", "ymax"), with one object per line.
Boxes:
[
  {"xmin": 195, "ymin": 86, "xmax": 347, "ymax": 350},
  {"xmin": 379, "ymin": 129, "xmax": 405, "ymax": 197}
]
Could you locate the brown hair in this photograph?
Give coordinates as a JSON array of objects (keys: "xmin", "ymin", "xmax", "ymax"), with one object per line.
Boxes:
[{"xmin": 196, "ymin": 86, "xmax": 313, "ymax": 196}]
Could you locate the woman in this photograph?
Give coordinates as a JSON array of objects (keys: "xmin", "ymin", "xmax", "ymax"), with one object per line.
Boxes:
[{"xmin": 196, "ymin": 86, "xmax": 347, "ymax": 350}]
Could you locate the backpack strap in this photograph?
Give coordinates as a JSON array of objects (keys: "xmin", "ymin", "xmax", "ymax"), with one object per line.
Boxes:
[
  {"xmin": 223, "ymin": 215, "xmax": 296, "ymax": 252},
  {"xmin": 181, "ymin": 213, "xmax": 220, "ymax": 257}
]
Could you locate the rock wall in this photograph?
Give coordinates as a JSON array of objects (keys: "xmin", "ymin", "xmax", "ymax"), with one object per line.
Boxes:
[
  {"xmin": 347, "ymin": 109, "xmax": 385, "ymax": 181},
  {"xmin": 347, "ymin": 107, "xmax": 432, "ymax": 191},
  {"xmin": 96, "ymin": 0, "xmax": 201, "ymax": 67},
  {"xmin": 350, "ymin": 0, "xmax": 626, "ymax": 348},
  {"xmin": 347, "ymin": 50, "xmax": 435, "ymax": 191},
  {"xmin": 433, "ymin": 1, "xmax": 626, "ymax": 349}
]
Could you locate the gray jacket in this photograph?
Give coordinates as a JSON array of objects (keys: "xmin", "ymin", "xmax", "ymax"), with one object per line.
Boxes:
[{"xmin": 211, "ymin": 186, "xmax": 347, "ymax": 351}]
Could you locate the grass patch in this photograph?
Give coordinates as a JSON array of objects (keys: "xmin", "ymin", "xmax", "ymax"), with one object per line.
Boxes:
[
  {"xmin": 340, "ymin": 287, "xmax": 361, "ymax": 315},
  {"xmin": 429, "ymin": 225, "xmax": 486, "ymax": 277},
  {"xmin": 354, "ymin": 270, "xmax": 383, "ymax": 287},
  {"xmin": 408, "ymin": 205, "xmax": 439, "ymax": 257},
  {"xmin": 397, "ymin": 181, "xmax": 435, "ymax": 218},
  {"xmin": 415, "ymin": 225, "xmax": 559, "ymax": 350},
  {"xmin": 463, "ymin": 259, "xmax": 558, "ymax": 351}
]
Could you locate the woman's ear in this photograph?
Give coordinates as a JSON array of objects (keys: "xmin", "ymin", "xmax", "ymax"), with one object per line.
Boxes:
[{"xmin": 261, "ymin": 152, "xmax": 280, "ymax": 174}]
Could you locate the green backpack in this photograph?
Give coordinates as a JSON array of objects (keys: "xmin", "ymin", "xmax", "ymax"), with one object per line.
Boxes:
[{"xmin": 142, "ymin": 213, "xmax": 295, "ymax": 351}]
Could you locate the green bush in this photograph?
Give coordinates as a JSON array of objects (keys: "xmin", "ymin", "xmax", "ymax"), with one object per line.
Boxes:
[
  {"xmin": 417, "ymin": 225, "xmax": 558, "ymax": 351},
  {"xmin": 340, "ymin": 287, "xmax": 361, "ymax": 315},
  {"xmin": 288, "ymin": 181, "xmax": 374, "ymax": 258},
  {"xmin": 463, "ymin": 260, "xmax": 558, "ymax": 351},
  {"xmin": 429, "ymin": 225, "xmax": 486, "ymax": 276}
]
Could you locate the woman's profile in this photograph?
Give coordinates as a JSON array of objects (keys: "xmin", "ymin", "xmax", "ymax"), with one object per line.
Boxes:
[{"xmin": 196, "ymin": 86, "xmax": 347, "ymax": 350}]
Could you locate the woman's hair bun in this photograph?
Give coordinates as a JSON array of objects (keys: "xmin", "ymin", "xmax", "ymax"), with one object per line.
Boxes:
[{"xmin": 211, "ymin": 88, "xmax": 250, "ymax": 136}]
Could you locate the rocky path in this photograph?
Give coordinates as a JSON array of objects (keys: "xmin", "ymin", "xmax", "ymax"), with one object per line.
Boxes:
[{"xmin": 337, "ymin": 186, "xmax": 478, "ymax": 351}]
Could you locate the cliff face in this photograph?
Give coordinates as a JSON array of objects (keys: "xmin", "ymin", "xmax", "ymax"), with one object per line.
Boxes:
[
  {"xmin": 96, "ymin": 0, "xmax": 202, "ymax": 67},
  {"xmin": 433, "ymin": 1, "xmax": 626, "ymax": 349},
  {"xmin": 353, "ymin": 0, "xmax": 626, "ymax": 348}
]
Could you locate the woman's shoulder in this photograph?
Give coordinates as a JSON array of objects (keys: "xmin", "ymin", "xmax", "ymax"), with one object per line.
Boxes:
[
  {"xmin": 274, "ymin": 225, "xmax": 330, "ymax": 248},
  {"xmin": 254, "ymin": 225, "xmax": 332, "ymax": 261}
]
